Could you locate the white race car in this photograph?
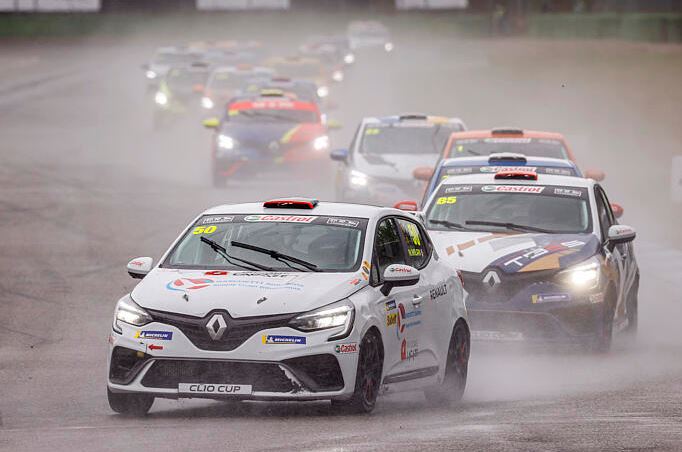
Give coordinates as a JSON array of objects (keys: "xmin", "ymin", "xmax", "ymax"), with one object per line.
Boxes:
[{"xmin": 108, "ymin": 198, "xmax": 469, "ymax": 415}]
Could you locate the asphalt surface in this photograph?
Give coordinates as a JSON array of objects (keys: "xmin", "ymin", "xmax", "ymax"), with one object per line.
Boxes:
[{"xmin": 1, "ymin": 17, "xmax": 682, "ymax": 451}]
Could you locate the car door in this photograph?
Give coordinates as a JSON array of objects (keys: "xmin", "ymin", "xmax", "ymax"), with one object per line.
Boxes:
[
  {"xmin": 371, "ymin": 217, "xmax": 422, "ymax": 381},
  {"xmin": 394, "ymin": 217, "xmax": 440, "ymax": 374},
  {"xmin": 594, "ymin": 186, "xmax": 629, "ymax": 324}
]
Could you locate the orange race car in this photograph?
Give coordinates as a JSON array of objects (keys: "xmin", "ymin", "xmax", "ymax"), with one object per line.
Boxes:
[{"xmin": 413, "ymin": 128, "xmax": 605, "ymax": 183}]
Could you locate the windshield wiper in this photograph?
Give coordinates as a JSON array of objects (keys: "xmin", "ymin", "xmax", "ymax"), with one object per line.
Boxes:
[
  {"xmin": 466, "ymin": 149, "xmax": 480, "ymax": 155},
  {"xmin": 231, "ymin": 241, "xmax": 321, "ymax": 272},
  {"xmin": 200, "ymin": 236, "xmax": 274, "ymax": 271},
  {"xmin": 428, "ymin": 219, "xmax": 471, "ymax": 231},
  {"xmin": 464, "ymin": 220, "xmax": 554, "ymax": 234}
]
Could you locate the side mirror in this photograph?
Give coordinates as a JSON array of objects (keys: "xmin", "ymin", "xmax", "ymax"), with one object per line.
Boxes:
[
  {"xmin": 330, "ymin": 148, "xmax": 349, "ymax": 162},
  {"xmin": 607, "ymin": 224, "xmax": 635, "ymax": 247},
  {"xmin": 127, "ymin": 257, "xmax": 153, "ymax": 279},
  {"xmin": 193, "ymin": 83, "xmax": 205, "ymax": 93},
  {"xmin": 381, "ymin": 264, "xmax": 420, "ymax": 296},
  {"xmin": 326, "ymin": 119, "xmax": 343, "ymax": 130},
  {"xmin": 610, "ymin": 202, "xmax": 624, "ymax": 219},
  {"xmin": 393, "ymin": 200, "xmax": 418, "ymax": 212},
  {"xmin": 413, "ymin": 166, "xmax": 434, "ymax": 182},
  {"xmin": 584, "ymin": 168, "xmax": 605, "ymax": 181},
  {"xmin": 202, "ymin": 117, "xmax": 220, "ymax": 129}
]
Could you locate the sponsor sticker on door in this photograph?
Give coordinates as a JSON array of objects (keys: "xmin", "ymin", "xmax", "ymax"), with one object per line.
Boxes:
[{"xmin": 178, "ymin": 383, "xmax": 252, "ymax": 395}]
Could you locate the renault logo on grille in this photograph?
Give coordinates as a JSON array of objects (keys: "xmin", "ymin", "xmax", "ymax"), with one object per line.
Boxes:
[
  {"xmin": 206, "ymin": 314, "xmax": 227, "ymax": 340},
  {"xmin": 482, "ymin": 270, "xmax": 501, "ymax": 289}
]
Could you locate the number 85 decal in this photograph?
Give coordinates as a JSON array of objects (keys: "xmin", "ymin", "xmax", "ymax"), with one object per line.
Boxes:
[{"xmin": 436, "ymin": 196, "xmax": 457, "ymax": 205}]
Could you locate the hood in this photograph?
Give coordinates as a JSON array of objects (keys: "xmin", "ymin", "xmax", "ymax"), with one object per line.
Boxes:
[
  {"xmin": 429, "ymin": 231, "xmax": 599, "ymax": 274},
  {"xmin": 131, "ymin": 268, "xmax": 365, "ymax": 318},
  {"xmin": 222, "ymin": 122, "xmax": 325, "ymax": 148},
  {"xmin": 353, "ymin": 153, "xmax": 439, "ymax": 181}
]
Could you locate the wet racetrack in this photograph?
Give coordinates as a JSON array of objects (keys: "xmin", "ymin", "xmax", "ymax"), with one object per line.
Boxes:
[{"xmin": 1, "ymin": 15, "xmax": 681, "ymax": 451}]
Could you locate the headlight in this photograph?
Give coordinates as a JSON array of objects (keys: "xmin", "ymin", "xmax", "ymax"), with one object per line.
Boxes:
[
  {"xmin": 145, "ymin": 70, "xmax": 157, "ymax": 80},
  {"xmin": 201, "ymin": 96, "xmax": 214, "ymax": 109},
  {"xmin": 349, "ymin": 169, "xmax": 368, "ymax": 186},
  {"xmin": 558, "ymin": 256, "xmax": 601, "ymax": 290},
  {"xmin": 217, "ymin": 134, "xmax": 236, "ymax": 150},
  {"xmin": 289, "ymin": 300, "xmax": 354, "ymax": 340},
  {"xmin": 154, "ymin": 91, "xmax": 168, "ymax": 106},
  {"xmin": 384, "ymin": 42, "xmax": 394, "ymax": 52},
  {"xmin": 114, "ymin": 296, "xmax": 152, "ymax": 332},
  {"xmin": 344, "ymin": 53, "xmax": 355, "ymax": 64},
  {"xmin": 313, "ymin": 135, "xmax": 330, "ymax": 151},
  {"xmin": 332, "ymin": 70, "xmax": 344, "ymax": 82},
  {"xmin": 317, "ymin": 86, "xmax": 329, "ymax": 98}
]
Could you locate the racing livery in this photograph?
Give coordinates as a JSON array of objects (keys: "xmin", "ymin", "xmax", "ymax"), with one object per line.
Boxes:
[
  {"xmin": 202, "ymin": 92, "xmax": 330, "ymax": 185},
  {"xmin": 415, "ymin": 154, "xmax": 582, "ymax": 208},
  {"xmin": 437, "ymin": 128, "xmax": 605, "ymax": 181},
  {"xmin": 153, "ymin": 63, "xmax": 209, "ymax": 128},
  {"xmin": 421, "ymin": 171, "xmax": 638, "ymax": 352},
  {"xmin": 331, "ymin": 114, "xmax": 466, "ymax": 206},
  {"xmin": 265, "ymin": 55, "xmax": 339, "ymax": 100},
  {"xmin": 201, "ymin": 65, "xmax": 274, "ymax": 112},
  {"xmin": 108, "ymin": 199, "xmax": 468, "ymax": 415}
]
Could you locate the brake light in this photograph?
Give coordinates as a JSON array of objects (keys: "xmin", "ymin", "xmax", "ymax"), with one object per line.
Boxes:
[
  {"xmin": 494, "ymin": 169, "xmax": 538, "ymax": 180},
  {"xmin": 263, "ymin": 198, "xmax": 318, "ymax": 209}
]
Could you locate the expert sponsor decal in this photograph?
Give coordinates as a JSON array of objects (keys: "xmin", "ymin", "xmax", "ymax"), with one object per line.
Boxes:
[
  {"xmin": 327, "ymin": 218, "xmax": 360, "ymax": 228},
  {"xmin": 554, "ymin": 188, "xmax": 583, "ymax": 198},
  {"xmin": 481, "ymin": 185, "xmax": 545, "ymax": 194},
  {"xmin": 400, "ymin": 339, "xmax": 418, "ymax": 361},
  {"xmin": 335, "ymin": 343, "xmax": 358, "ymax": 354},
  {"xmin": 262, "ymin": 335, "xmax": 306, "ymax": 345},
  {"xmin": 444, "ymin": 185, "xmax": 473, "ymax": 194},
  {"xmin": 200, "ymin": 216, "xmax": 234, "ymax": 224},
  {"xmin": 429, "ymin": 283, "xmax": 447, "ymax": 300},
  {"xmin": 531, "ymin": 293, "xmax": 571, "ymax": 304},
  {"xmin": 396, "ymin": 303, "xmax": 422, "ymax": 338},
  {"xmin": 135, "ymin": 331, "xmax": 173, "ymax": 340},
  {"xmin": 244, "ymin": 215, "xmax": 316, "ymax": 223}
]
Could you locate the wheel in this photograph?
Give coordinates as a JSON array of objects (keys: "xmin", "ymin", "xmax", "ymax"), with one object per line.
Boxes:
[
  {"xmin": 331, "ymin": 330, "xmax": 383, "ymax": 414},
  {"xmin": 107, "ymin": 388, "xmax": 154, "ymax": 416},
  {"xmin": 587, "ymin": 291, "xmax": 616, "ymax": 354},
  {"xmin": 424, "ymin": 320, "xmax": 469, "ymax": 406}
]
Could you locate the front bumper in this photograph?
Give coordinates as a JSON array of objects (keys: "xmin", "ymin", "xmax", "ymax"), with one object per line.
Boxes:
[
  {"xmin": 107, "ymin": 314, "xmax": 359, "ymax": 401},
  {"xmin": 462, "ymin": 272, "xmax": 607, "ymax": 345}
]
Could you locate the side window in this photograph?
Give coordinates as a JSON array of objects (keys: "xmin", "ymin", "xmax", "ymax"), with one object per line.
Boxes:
[
  {"xmin": 594, "ymin": 186, "xmax": 614, "ymax": 240},
  {"xmin": 348, "ymin": 125, "xmax": 361, "ymax": 158},
  {"xmin": 373, "ymin": 218, "xmax": 406, "ymax": 284},
  {"xmin": 396, "ymin": 218, "xmax": 430, "ymax": 269}
]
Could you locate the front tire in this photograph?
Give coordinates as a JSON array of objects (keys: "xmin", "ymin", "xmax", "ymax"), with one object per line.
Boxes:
[
  {"xmin": 331, "ymin": 329, "xmax": 383, "ymax": 414},
  {"xmin": 587, "ymin": 291, "xmax": 616, "ymax": 354},
  {"xmin": 107, "ymin": 388, "xmax": 154, "ymax": 416},
  {"xmin": 424, "ymin": 319, "xmax": 469, "ymax": 406}
]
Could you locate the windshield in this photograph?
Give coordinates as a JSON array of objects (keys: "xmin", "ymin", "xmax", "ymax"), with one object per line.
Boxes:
[
  {"xmin": 227, "ymin": 102, "xmax": 319, "ymax": 123},
  {"xmin": 166, "ymin": 69, "xmax": 206, "ymax": 88},
  {"xmin": 208, "ymin": 72, "xmax": 255, "ymax": 91},
  {"xmin": 271, "ymin": 62, "xmax": 321, "ymax": 79},
  {"xmin": 163, "ymin": 214, "xmax": 366, "ymax": 272},
  {"xmin": 361, "ymin": 123, "xmax": 459, "ymax": 155},
  {"xmin": 425, "ymin": 184, "xmax": 591, "ymax": 234},
  {"xmin": 449, "ymin": 138, "xmax": 569, "ymax": 159},
  {"xmin": 153, "ymin": 51, "xmax": 200, "ymax": 66}
]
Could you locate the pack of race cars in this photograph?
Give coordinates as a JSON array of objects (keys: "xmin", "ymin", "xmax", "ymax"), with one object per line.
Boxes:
[{"xmin": 111, "ymin": 21, "xmax": 638, "ymax": 416}]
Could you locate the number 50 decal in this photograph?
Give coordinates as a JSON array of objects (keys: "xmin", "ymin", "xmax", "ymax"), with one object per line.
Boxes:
[{"xmin": 192, "ymin": 225, "xmax": 217, "ymax": 235}]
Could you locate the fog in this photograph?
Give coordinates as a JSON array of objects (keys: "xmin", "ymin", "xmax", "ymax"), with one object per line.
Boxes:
[{"xmin": 1, "ymin": 9, "xmax": 681, "ymax": 451}]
